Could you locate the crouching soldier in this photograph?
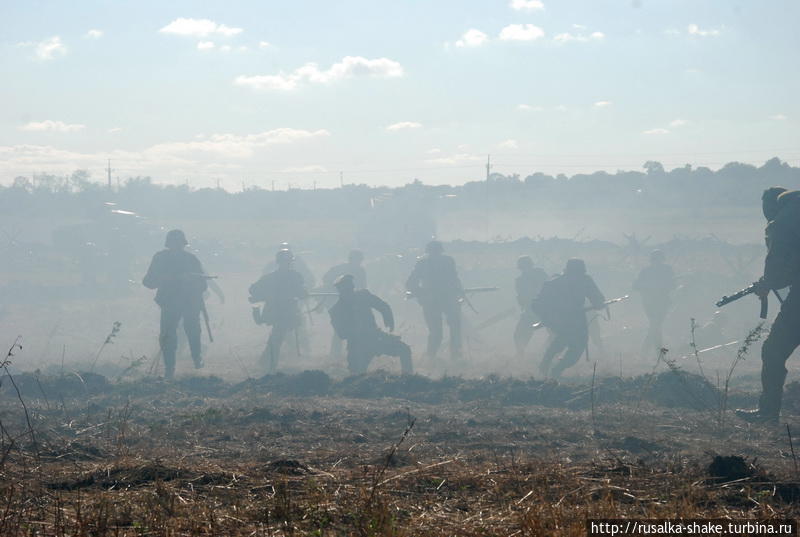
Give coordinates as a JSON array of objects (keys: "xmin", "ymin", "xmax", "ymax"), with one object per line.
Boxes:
[{"xmin": 329, "ymin": 274, "xmax": 413, "ymax": 375}]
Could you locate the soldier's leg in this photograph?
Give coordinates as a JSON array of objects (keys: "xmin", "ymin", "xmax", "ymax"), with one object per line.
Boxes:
[
  {"xmin": 540, "ymin": 332, "xmax": 568, "ymax": 378},
  {"xmin": 346, "ymin": 341, "xmax": 370, "ymax": 375},
  {"xmin": 159, "ymin": 306, "xmax": 181, "ymax": 379},
  {"xmin": 182, "ymin": 308, "xmax": 203, "ymax": 369},
  {"xmin": 422, "ymin": 304, "xmax": 443, "ymax": 358},
  {"xmin": 758, "ymin": 295, "xmax": 800, "ymax": 417},
  {"xmin": 444, "ymin": 302, "xmax": 462, "ymax": 360},
  {"xmin": 381, "ymin": 333, "xmax": 413, "ymax": 375},
  {"xmin": 263, "ymin": 325, "xmax": 287, "ymax": 374},
  {"xmin": 329, "ymin": 333, "xmax": 344, "ymax": 359},
  {"xmin": 551, "ymin": 330, "xmax": 589, "ymax": 379},
  {"xmin": 514, "ymin": 311, "xmax": 535, "ymax": 357}
]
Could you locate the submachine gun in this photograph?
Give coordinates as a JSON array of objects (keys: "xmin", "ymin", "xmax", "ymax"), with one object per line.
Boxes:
[{"xmin": 716, "ymin": 281, "xmax": 783, "ymax": 320}]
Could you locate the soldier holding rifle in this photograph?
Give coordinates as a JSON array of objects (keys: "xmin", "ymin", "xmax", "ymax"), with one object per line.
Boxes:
[
  {"xmin": 724, "ymin": 187, "xmax": 800, "ymax": 423},
  {"xmin": 143, "ymin": 229, "xmax": 210, "ymax": 379}
]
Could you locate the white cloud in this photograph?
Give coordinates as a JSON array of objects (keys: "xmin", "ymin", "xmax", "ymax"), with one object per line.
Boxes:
[
  {"xmin": 21, "ymin": 36, "xmax": 68, "ymax": 60},
  {"xmin": 386, "ymin": 121, "xmax": 422, "ymax": 131},
  {"xmin": 425, "ymin": 153, "xmax": 484, "ymax": 165},
  {"xmin": 517, "ymin": 104, "xmax": 544, "ymax": 112},
  {"xmin": 554, "ymin": 105, "xmax": 568, "ymax": 112},
  {"xmin": 509, "ymin": 0, "xmax": 545, "ymax": 11},
  {"xmin": 282, "ymin": 165, "xmax": 328, "ymax": 173},
  {"xmin": 220, "ymin": 45, "xmax": 232, "ymax": 52},
  {"xmin": 197, "ymin": 41, "xmax": 215, "ymax": 50},
  {"xmin": 455, "ymin": 29, "xmax": 489, "ymax": 48},
  {"xmin": 108, "ymin": 127, "xmax": 122, "ymax": 133},
  {"xmin": 643, "ymin": 128, "xmax": 669, "ymax": 135},
  {"xmin": 234, "ymin": 56, "xmax": 404, "ymax": 91},
  {"xmin": 159, "ymin": 18, "xmax": 243, "ymax": 38},
  {"xmin": 426, "ymin": 148, "xmax": 442, "ymax": 154},
  {"xmin": 497, "ymin": 139, "xmax": 519, "ymax": 149},
  {"xmin": 594, "ymin": 100, "xmax": 612, "ymax": 108},
  {"xmin": 20, "ymin": 120, "xmax": 85, "ymax": 133},
  {"xmin": 669, "ymin": 119, "xmax": 689, "ymax": 127},
  {"xmin": 149, "ymin": 129, "xmax": 330, "ymax": 158},
  {"xmin": 258, "ymin": 41, "xmax": 271, "ymax": 49},
  {"xmin": 687, "ymin": 24, "xmax": 720, "ymax": 37},
  {"xmin": 499, "ymin": 24, "xmax": 545, "ymax": 41},
  {"xmin": 572, "ymin": 24, "xmax": 587, "ymax": 31},
  {"xmin": 554, "ymin": 30, "xmax": 604, "ymax": 43},
  {"xmin": 770, "ymin": 114, "xmax": 788, "ymax": 121},
  {"xmin": 0, "ymin": 128, "xmax": 330, "ymax": 183},
  {"xmin": 85, "ymin": 29, "xmax": 103, "ymax": 39}
]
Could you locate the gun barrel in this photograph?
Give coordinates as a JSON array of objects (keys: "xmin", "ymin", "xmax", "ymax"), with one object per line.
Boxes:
[
  {"xmin": 464, "ymin": 287, "xmax": 499, "ymax": 294},
  {"xmin": 715, "ymin": 284, "xmax": 756, "ymax": 308}
]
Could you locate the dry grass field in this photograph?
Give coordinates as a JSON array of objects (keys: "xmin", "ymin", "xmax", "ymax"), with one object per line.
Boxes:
[{"xmin": 2, "ymin": 364, "xmax": 800, "ymax": 536}]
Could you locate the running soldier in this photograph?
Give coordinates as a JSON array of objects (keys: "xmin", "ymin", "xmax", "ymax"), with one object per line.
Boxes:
[
  {"xmin": 633, "ymin": 250, "xmax": 676, "ymax": 354},
  {"xmin": 142, "ymin": 229, "xmax": 208, "ymax": 379},
  {"xmin": 329, "ymin": 274, "xmax": 412, "ymax": 375},
  {"xmin": 406, "ymin": 241, "xmax": 464, "ymax": 361},
  {"xmin": 738, "ymin": 187, "xmax": 800, "ymax": 423},
  {"xmin": 249, "ymin": 249, "xmax": 307, "ymax": 373},
  {"xmin": 513, "ymin": 256, "xmax": 548, "ymax": 357},
  {"xmin": 533, "ymin": 258, "xmax": 606, "ymax": 379},
  {"xmin": 322, "ymin": 250, "xmax": 367, "ymax": 358}
]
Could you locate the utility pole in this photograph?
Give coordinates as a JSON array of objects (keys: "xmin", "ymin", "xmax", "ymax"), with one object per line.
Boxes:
[
  {"xmin": 339, "ymin": 171, "xmax": 344, "ymax": 188},
  {"xmin": 106, "ymin": 159, "xmax": 113, "ymax": 191},
  {"xmin": 485, "ymin": 155, "xmax": 491, "ymax": 241}
]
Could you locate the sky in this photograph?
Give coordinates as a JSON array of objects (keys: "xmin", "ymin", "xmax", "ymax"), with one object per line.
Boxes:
[{"xmin": 1, "ymin": 0, "xmax": 798, "ymax": 189}]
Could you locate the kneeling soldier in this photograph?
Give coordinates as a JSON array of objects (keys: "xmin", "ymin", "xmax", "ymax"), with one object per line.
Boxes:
[{"xmin": 329, "ymin": 274, "xmax": 413, "ymax": 375}]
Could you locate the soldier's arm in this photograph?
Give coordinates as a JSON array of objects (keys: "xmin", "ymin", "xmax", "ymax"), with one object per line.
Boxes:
[
  {"xmin": 369, "ymin": 292, "xmax": 395, "ymax": 331},
  {"xmin": 762, "ymin": 225, "xmax": 799, "ymax": 291},
  {"xmin": 142, "ymin": 253, "xmax": 164, "ymax": 289},
  {"xmin": 585, "ymin": 276, "xmax": 606, "ymax": 309},
  {"xmin": 447, "ymin": 257, "xmax": 465, "ymax": 295},
  {"xmin": 405, "ymin": 262, "xmax": 422, "ymax": 293}
]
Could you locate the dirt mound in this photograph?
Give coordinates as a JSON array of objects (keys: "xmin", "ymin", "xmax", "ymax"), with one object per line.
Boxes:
[
  {"xmin": 2, "ymin": 370, "xmax": 108, "ymax": 399},
  {"xmin": 265, "ymin": 459, "xmax": 311, "ymax": 475},
  {"xmin": 47, "ymin": 463, "xmax": 186, "ymax": 491},
  {"xmin": 708, "ymin": 455, "xmax": 755, "ymax": 483}
]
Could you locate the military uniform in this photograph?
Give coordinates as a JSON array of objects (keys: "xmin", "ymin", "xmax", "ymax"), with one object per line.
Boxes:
[
  {"xmin": 143, "ymin": 230, "xmax": 207, "ymax": 379},
  {"xmin": 329, "ymin": 275, "xmax": 412, "ymax": 375},
  {"xmin": 533, "ymin": 259, "xmax": 605, "ymax": 379},
  {"xmin": 633, "ymin": 251, "xmax": 675, "ymax": 352},
  {"xmin": 249, "ymin": 251, "xmax": 307, "ymax": 373},
  {"xmin": 322, "ymin": 251, "xmax": 368, "ymax": 358},
  {"xmin": 513, "ymin": 257, "xmax": 548, "ymax": 356},
  {"xmin": 406, "ymin": 242, "xmax": 464, "ymax": 360},
  {"xmin": 743, "ymin": 190, "xmax": 800, "ymax": 421}
]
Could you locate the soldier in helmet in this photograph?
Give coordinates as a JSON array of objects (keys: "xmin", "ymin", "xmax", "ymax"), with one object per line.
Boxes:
[
  {"xmin": 249, "ymin": 248, "xmax": 307, "ymax": 373},
  {"xmin": 329, "ymin": 274, "xmax": 412, "ymax": 375},
  {"xmin": 737, "ymin": 187, "xmax": 800, "ymax": 423},
  {"xmin": 513, "ymin": 255, "xmax": 549, "ymax": 357},
  {"xmin": 633, "ymin": 249, "xmax": 676, "ymax": 354},
  {"xmin": 322, "ymin": 250, "xmax": 368, "ymax": 358},
  {"xmin": 406, "ymin": 240, "xmax": 465, "ymax": 361},
  {"xmin": 263, "ymin": 241, "xmax": 317, "ymax": 289},
  {"xmin": 532, "ymin": 258, "xmax": 606, "ymax": 379},
  {"xmin": 143, "ymin": 229, "xmax": 208, "ymax": 379}
]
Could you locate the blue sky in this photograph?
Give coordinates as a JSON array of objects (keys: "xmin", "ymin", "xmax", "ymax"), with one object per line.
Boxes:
[{"xmin": 1, "ymin": 0, "xmax": 798, "ymax": 189}]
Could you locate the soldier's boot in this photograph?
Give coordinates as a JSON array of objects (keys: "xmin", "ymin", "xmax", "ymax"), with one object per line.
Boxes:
[
  {"xmin": 736, "ymin": 389, "xmax": 782, "ymax": 424},
  {"xmin": 163, "ymin": 351, "xmax": 176, "ymax": 380}
]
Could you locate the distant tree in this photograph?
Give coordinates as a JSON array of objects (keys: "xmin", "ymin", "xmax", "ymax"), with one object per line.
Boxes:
[{"xmin": 643, "ymin": 161, "xmax": 665, "ymax": 176}]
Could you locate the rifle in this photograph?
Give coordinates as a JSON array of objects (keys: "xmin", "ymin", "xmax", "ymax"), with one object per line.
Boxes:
[
  {"xmin": 200, "ymin": 300, "xmax": 214, "ymax": 343},
  {"xmin": 532, "ymin": 295, "xmax": 630, "ymax": 330},
  {"xmin": 716, "ymin": 282, "xmax": 768, "ymax": 319}
]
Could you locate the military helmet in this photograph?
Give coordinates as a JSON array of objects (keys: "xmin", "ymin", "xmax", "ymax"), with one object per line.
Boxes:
[
  {"xmin": 650, "ymin": 249, "xmax": 666, "ymax": 264},
  {"xmin": 564, "ymin": 258, "xmax": 586, "ymax": 276},
  {"xmin": 348, "ymin": 249, "xmax": 364, "ymax": 264},
  {"xmin": 425, "ymin": 240, "xmax": 444, "ymax": 255},
  {"xmin": 517, "ymin": 255, "xmax": 534, "ymax": 271},
  {"xmin": 762, "ymin": 186, "xmax": 788, "ymax": 221},
  {"xmin": 275, "ymin": 248, "xmax": 294, "ymax": 265},
  {"xmin": 334, "ymin": 273, "xmax": 355, "ymax": 291},
  {"xmin": 165, "ymin": 229, "xmax": 188, "ymax": 249}
]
